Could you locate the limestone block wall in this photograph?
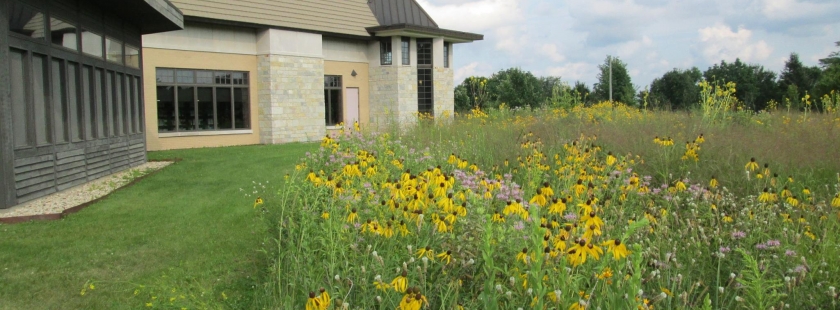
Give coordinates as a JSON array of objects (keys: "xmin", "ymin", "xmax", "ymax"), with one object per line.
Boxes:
[
  {"xmin": 396, "ymin": 66, "xmax": 418, "ymax": 122},
  {"xmin": 434, "ymin": 67, "xmax": 454, "ymax": 119},
  {"xmin": 258, "ymin": 55, "xmax": 326, "ymax": 143},
  {"xmin": 368, "ymin": 66, "xmax": 398, "ymax": 127}
]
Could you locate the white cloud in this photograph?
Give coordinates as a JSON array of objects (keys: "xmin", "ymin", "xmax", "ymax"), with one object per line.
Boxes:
[
  {"xmin": 545, "ymin": 62, "xmax": 593, "ymax": 81},
  {"xmin": 416, "ymin": 0, "xmax": 524, "ymax": 32},
  {"xmin": 760, "ymin": 0, "xmax": 837, "ymax": 20},
  {"xmin": 696, "ymin": 24, "xmax": 773, "ymax": 63},
  {"xmin": 539, "ymin": 44, "xmax": 566, "ymax": 62},
  {"xmin": 454, "ymin": 62, "xmax": 494, "ymax": 82},
  {"xmin": 494, "ymin": 26, "xmax": 528, "ymax": 55}
]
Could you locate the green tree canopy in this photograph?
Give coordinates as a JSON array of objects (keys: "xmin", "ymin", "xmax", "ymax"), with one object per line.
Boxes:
[
  {"xmin": 815, "ymin": 42, "xmax": 840, "ymax": 98},
  {"xmin": 592, "ymin": 56, "xmax": 636, "ymax": 105},
  {"xmin": 779, "ymin": 53, "xmax": 822, "ymax": 107},
  {"xmin": 649, "ymin": 67, "xmax": 703, "ymax": 110},
  {"xmin": 486, "ymin": 67, "xmax": 544, "ymax": 109}
]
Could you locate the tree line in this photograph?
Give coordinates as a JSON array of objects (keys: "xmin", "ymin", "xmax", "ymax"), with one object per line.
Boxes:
[{"xmin": 454, "ymin": 42, "xmax": 840, "ymax": 112}]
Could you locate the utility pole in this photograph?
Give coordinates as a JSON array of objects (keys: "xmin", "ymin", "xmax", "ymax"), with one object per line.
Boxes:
[{"xmin": 608, "ymin": 55, "xmax": 613, "ymax": 102}]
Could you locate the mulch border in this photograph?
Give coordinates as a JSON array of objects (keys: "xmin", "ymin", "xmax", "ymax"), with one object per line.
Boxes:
[{"xmin": 0, "ymin": 159, "xmax": 181, "ymax": 225}]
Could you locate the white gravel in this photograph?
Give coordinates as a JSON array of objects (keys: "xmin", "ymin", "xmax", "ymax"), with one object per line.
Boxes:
[{"xmin": 0, "ymin": 161, "xmax": 173, "ymax": 219}]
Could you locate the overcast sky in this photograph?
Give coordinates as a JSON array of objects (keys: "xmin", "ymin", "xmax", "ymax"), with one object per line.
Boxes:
[{"xmin": 418, "ymin": 0, "xmax": 840, "ymax": 89}]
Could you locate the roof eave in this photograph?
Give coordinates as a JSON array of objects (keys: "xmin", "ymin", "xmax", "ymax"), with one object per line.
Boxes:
[
  {"xmin": 88, "ymin": 0, "xmax": 184, "ymax": 34},
  {"xmin": 366, "ymin": 24, "xmax": 483, "ymax": 43}
]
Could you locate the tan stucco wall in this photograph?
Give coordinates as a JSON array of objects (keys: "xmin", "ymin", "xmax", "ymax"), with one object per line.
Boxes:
[
  {"xmin": 142, "ymin": 48, "xmax": 260, "ymax": 151},
  {"xmin": 324, "ymin": 60, "xmax": 370, "ymax": 126}
]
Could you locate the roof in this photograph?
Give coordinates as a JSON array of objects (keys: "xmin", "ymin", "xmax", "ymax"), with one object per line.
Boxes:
[
  {"xmin": 367, "ymin": 23, "xmax": 483, "ymax": 43},
  {"xmin": 168, "ymin": 0, "xmax": 381, "ymax": 38},
  {"xmin": 367, "ymin": 0, "xmax": 437, "ymax": 28},
  {"xmin": 89, "ymin": 0, "xmax": 184, "ymax": 34}
]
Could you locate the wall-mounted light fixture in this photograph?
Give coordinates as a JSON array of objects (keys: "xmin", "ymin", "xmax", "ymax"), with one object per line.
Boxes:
[{"xmin": 351, "ymin": 70, "xmax": 357, "ymax": 77}]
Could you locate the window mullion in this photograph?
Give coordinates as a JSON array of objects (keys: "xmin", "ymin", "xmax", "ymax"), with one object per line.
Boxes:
[
  {"xmin": 193, "ymin": 86, "xmax": 199, "ymax": 131},
  {"xmin": 212, "ymin": 87, "xmax": 217, "ymax": 131}
]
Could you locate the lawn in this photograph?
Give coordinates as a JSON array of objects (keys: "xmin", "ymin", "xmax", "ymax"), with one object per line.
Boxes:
[{"xmin": 0, "ymin": 143, "xmax": 317, "ymax": 309}]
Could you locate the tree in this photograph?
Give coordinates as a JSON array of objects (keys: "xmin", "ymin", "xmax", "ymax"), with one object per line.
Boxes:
[
  {"xmin": 779, "ymin": 53, "xmax": 821, "ymax": 108},
  {"xmin": 486, "ymin": 68, "xmax": 544, "ymax": 109},
  {"xmin": 573, "ymin": 81, "xmax": 591, "ymax": 104},
  {"xmin": 703, "ymin": 59, "xmax": 779, "ymax": 111},
  {"xmin": 592, "ymin": 56, "xmax": 636, "ymax": 105},
  {"xmin": 648, "ymin": 67, "xmax": 703, "ymax": 110},
  {"xmin": 815, "ymin": 42, "xmax": 840, "ymax": 99}
]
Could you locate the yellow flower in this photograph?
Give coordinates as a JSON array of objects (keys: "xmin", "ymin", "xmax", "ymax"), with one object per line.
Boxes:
[
  {"xmin": 321, "ymin": 211, "xmax": 330, "ymax": 220},
  {"xmin": 745, "ymin": 158, "xmax": 759, "ymax": 172},
  {"xmin": 492, "ymin": 211, "xmax": 506, "ymax": 223},
  {"xmin": 602, "ymin": 239, "xmax": 630, "ymax": 260},
  {"xmin": 305, "ymin": 291, "xmax": 324, "ymax": 310},
  {"xmin": 709, "ymin": 177, "xmax": 718, "ymax": 189},
  {"xmin": 253, "ymin": 197, "xmax": 264, "ymax": 208},
  {"xmin": 346, "ymin": 208, "xmax": 358, "ymax": 223},
  {"xmin": 436, "ymin": 250, "xmax": 452, "ymax": 264},
  {"xmin": 569, "ymin": 300, "xmax": 587, "ymax": 310},
  {"xmin": 516, "ymin": 248, "xmax": 530, "ymax": 264},
  {"xmin": 391, "ymin": 272, "xmax": 408, "ymax": 293},
  {"xmin": 832, "ymin": 193, "xmax": 840, "ymax": 208}
]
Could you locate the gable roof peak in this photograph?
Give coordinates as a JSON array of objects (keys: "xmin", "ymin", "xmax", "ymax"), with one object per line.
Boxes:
[{"xmin": 367, "ymin": 0, "xmax": 438, "ymax": 28}]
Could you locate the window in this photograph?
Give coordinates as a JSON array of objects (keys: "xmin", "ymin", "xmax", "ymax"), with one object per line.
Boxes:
[
  {"xmin": 156, "ymin": 69, "xmax": 250, "ymax": 132},
  {"xmin": 10, "ymin": 49, "xmax": 29, "ymax": 148},
  {"xmin": 324, "ymin": 76, "xmax": 342, "ymax": 126},
  {"xmin": 444, "ymin": 43, "xmax": 450, "ymax": 68},
  {"xmin": 105, "ymin": 37, "xmax": 123, "ymax": 64},
  {"xmin": 417, "ymin": 39, "xmax": 432, "ymax": 66},
  {"xmin": 51, "ymin": 59, "xmax": 68, "ymax": 143},
  {"xmin": 416, "ymin": 39, "xmax": 434, "ymax": 115},
  {"xmin": 50, "ymin": 16, "xmax": 77, "ymax": 50},
  {"xmin": 401, "ymin": 37, "xmax": 410, "ymax": 65},
  {"xmin": 125, "ymin": 45, "xmax": 140, "ymax": 68},
  {"xmin": 380, "ymin": 38, "xmax": 392, "ymax": 65},
  {"xmin": 81, "ymin": 30, "xmax": 103, "ymax": 57},
  {"xmin": 8, "ymin": 1, "xmax": 45, "ymax": 40}
]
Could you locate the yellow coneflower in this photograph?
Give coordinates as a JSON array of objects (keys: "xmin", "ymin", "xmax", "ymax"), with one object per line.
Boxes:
[
  {"xmin": 516, "ymin": 248, "xmax": 530, "ymax": 265},
  {"xmin": 436, "ymin": 250, "xmax": 452, "ymax": 265},
  {"xmin": 758, "ymin": 188, "xmax": 774, "ymax": 203},
  {"xmin": 382, "ymin": 222, "xmax": 395, "ymax": 238},
  {"xmin": 602, "ymin": 239, "xmax": 630, "ymax": 260},
  {"xmin": 606, "ymin": 152, "xmax": 617, "ymax": 166},
  {"xmin": 530, "ymin": 191, "xmax": 548, "ymax": 207},
  {"xmin": 832, "ymin": 193, "xmax": 840, "ymax": 208},
  {"xmin": 745, "ymin": 158, "xmax": 759, "ymax": 172},
  {"xmin": 780, "ymin": 187, "xmax": 792, "ymax": 198},
  {"xmin": 346, "ymin": 208, "xmax": 358, "ymax": 223},
  {"xmin": 390, "ymin": 271, "xmax": 408, "ymax": 293},
  {"xmin": 786, "ymin": 196, "xmax": 799, "ymax": 207},
  {"xmin": 253, "ymin": 197, "xmax": 264, "ymax": 209},
  {"xmin": 492, "ymin": 211, "xmax": 506, "ymax": 223},
  {"xmin": 675, "ymin": 180, "xmax": 687, "ymax": 192},
  {"xmin": 709, "ymin": 177, "xmax": 719, "ymax": 189},
  {"xmin": 305, "ymin": 291, "xmax": 325, "ymax": 310},
  {"xmin": 317, "ymin": 288, "xmax": 330, "ymax": 309},
  {"xmin": 573, "ymin": 179, "xmax": 586, "ymax": 196},
  {"xmin": 548, "ymin": 198, "xmax": 567, "ymax": 215},
  {"xmin": 569, "ymin": 300, "xmax": 587, "ymax": 310},
  {"xmin": 415, "ymin": 246, "xmax": 434, "ymax": 259},
  {"xmin": 373, "ymin": 275, "xmax": 391, "ymax": 291},
  {"xmin": 321, "ymin": 211, "xmax": 330, "ymax": 220}
]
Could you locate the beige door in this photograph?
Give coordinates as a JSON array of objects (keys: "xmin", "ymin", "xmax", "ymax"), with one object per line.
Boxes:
[{"xmin": 344, "ymin": 87, "xmax": 360, "ymax": 125}]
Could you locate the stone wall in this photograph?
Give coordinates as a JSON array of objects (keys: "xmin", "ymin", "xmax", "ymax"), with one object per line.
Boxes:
[
  {"xmin": 434, "ymin": 67, "xmax": 454, "ymax": 119},
  {"xmin": 368, "ymin": 65, "xmax": 419, "ymax": 127},
  {"xmin": 258, "ymin": 55, "xmax": 326, "ymax": 143},
  {"xmin": 396, "ymin": 66, "xmax": 418, "ymax": 123}
]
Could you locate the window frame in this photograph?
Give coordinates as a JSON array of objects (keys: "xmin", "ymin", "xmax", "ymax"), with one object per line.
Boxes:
[
  {"xmin": 380, "ymin": 38, "xmax": 392, "ymax": 65},
  {"xmin": 401, "ymin": 37, "xmax": 410, "ymax": 65},
  {"xmin": 155, "ymin": 68, "xmax": 251, "ymax": 134},
  {"xmin": 324, "ymin": 75, "xmax": 343, "ymax": 127},
  {"xmin": 443, "ymin": 42, "xmax": 450, "ymax": 68}
]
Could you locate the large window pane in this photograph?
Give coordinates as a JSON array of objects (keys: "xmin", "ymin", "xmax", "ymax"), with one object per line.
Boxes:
[
  {"xmin": 83, "ymin": 66, "xmax": 95, "ymax": 139},
  {"xmin": 196, "ymin": 71, "xmax": 213, "ymax": 84},
  {"xmin": 124, "ymin": 75, "xmax": 132, "ymax": 134},
  {"xmin": 105, "ymin": 38, "xmax": 123, "ymax": 64},
  {"xmin": 216, "ymin": 88, "xmax": 232, "ymax": 129},
  {"xmin": 197, "ymin": 87, "xmax": 214, "ymax": 130},
  {"xmin": 234, "ymin": 88, "xmax": 249, "ymax": 129},
  {"xmin": 50, "ymin": 17, "xmax": 77, "ymax": 50},
  {"xmin": 68, "ymin": 62, "xmax": 83, "ymax": 142},
  {"xmin": 325, "ymin": 89, "xmax": 342, "ymax": 126},
  {"xmin": 51, "ymin": 59, "xmax": 68, "ymax": 143},
  {"xmin": 417, "ymin": 39, "xmax": 432, "ymax": 66},
  {"xmin": 380, "ymin": 39, "xmax": 392, "ymax": 65},
  {"xmin": 125, "ymin": 45, "xmax": 140, "ymax": 69},
  {"xmin": 82, "ymin": 30, "xmax": 103, "ymax": 57},
  {"xmin": 10, "ymin": 49, "xmax": 29, "ymax": 148},
  {"xmin": 8, "ymin": 2, "xmax": 45, "ymax": 40},
  {"xmin": 177, "ymin": 86, "xmax": 195, "ymax": 131},
  {"xmin": 232, "ymin": 72, "xmax": 248, "ymax": 85},
  {"xmin": 33, "ymin": 54, "xmax": 51, "ymax": 146},
  {"xmin": 156, "ymin": 69, "xmax": 174, "ymax": 83},
  {"xmin": 401, "ymin": 37, "xmax": 410, "ymax": 65},
  {"xmin": 156, "ymin": 86, "xmax": 175, "ymax": 132},
  {"xmin": 177, "ymin": 70, "xmax": 194, "ymax": 84}
]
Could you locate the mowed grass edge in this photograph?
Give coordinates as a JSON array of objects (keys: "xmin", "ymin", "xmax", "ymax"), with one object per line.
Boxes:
[{"xmin": 0, "ymin": 143, "xmax": 317, "ymax": 309}]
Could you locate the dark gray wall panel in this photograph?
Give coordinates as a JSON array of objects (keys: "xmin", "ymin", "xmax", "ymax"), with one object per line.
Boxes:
[{"xmin": 1, "ymin": 0, "xmax": 17, "ymax": 208}]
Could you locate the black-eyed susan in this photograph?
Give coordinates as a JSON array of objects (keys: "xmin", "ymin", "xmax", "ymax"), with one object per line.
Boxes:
[
  {"xmin": 346, "ymin": 208, "xmax": 358, "ymax": 223},
  {"xmin": 253, "ymin": 197, "xmax": 264, "ymax": 209},
  {"xmin": 492, "ymin": 211, "xmax": 505, "ymax": 223},
  {"xmin": 602, "ymin": 239, "xmax": 630, "ymax": 260},
  {"xmin": 709, "ymin": 176, "xmax": 719, "ymax": 189},
  {"xmin": 832, "ymin": 193, "xmax": 840, "ymax": 208},
  {"xmin": 317, "ymin": 288, "xmax": 330, "ymax": 309},
  {"xmin": 373, "ymin": 275, "xmax": 391, "ymax": 291},
  {"xmin": 305, "ymin": 291, "xmax": 326, "ymax": 310},
  {"xmin": 516, "ymin": 248, "xmax": 530, "ymax": 265},
  {"xmin": 415, "ymin": 246, "xmax": 434, "ymax": 259},
  {"xmin": 745, "ymin": 158, "xmax": 759, "ymax": 172}
]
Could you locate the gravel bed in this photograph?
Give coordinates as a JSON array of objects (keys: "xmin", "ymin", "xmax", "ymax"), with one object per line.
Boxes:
[{"xmin": 0, "ymin": 161, "xmax": 173, "ymax": 219}]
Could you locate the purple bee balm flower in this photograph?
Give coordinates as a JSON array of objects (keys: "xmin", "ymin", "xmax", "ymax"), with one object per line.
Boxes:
[
  {"xmin": 765, "ymin": 240, "xmax": 781, "ymax": 247},
  {"xmin": 563, "ymin": 212, "xmax": 577, "ymax": 221},
  {"xmin": 513, "ymin": 221, "xmax": 525, "ymax": 231},
  {"xmin": 719, "ymin": 246, "xmax": 731, "ymax": 253},
  {"xmin": 785, "ymin": 250, "xmax": 797, "ymax": 257},
  {"xmin": 731, "ymin": 231, "xmax": 747, "ymax": 239},
  {"xmin": 755, "ymin": 243, "xmax": 767, "ymax": 250}
]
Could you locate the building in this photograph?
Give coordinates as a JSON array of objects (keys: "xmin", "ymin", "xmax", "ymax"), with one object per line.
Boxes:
[
  {"xmin": 141, "ymin": 0, "xmax": 483, "ymax": 150},
  {"xmin": 0, "ymin": 0, "xmax": 183, "ymax": 209}
]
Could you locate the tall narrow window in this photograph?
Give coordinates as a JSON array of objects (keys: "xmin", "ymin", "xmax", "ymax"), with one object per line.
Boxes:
[
  {"xmin": 125, "ymin": 45, "xmax": 140, "ymax": 69},
  {"xmin": 197, "ymin": 87, "xmax": 214, "ymax": 130},
  {"xmin": 417, "ymin": 39, "xmax": 434, "ymax": 115},
  {"xmin": 33, "ymin": 54, "xmax": 51, "ymax": 145},
  {"xmin": 401, "ymin": 37, "xmax": 410, "ymax": 65},
  {"xmin": 114, "ymin": 72, "xmax": 124, "ymax": 135},
  {"xmin": 51, "ymin": 59, "xmax": 68, "ymax": 143},
  {"xmin": 82, "ymin": 30, "xmax": 103, "ymax": 58},
  {"xmin": 233, "ymin": 88, "xmax": 249, "ymax": 129},
  {"xmin": 68, "ymin": 62, "xmax": 83, "ymax": 142},
  {"xmin": 104, "ymin": 70, "xmax": 114, "ymax": 136},
  {"xmin": 133, "ymin": 76, "xmax": 142, "ymax": 133},
  {"xmin": 380, "ymin": 38, "xmax": 392, "ymax": 65},
  {"xmin": 324, "ymin": 76, "xmax": 342, "ymax": 126},
  {"xmin": 444, "ymin": 43, "xmax": 450, "ymax": 68},
  {"xmin": 82, "ymin": 66, "xmax": 95, "ymax": 139},
  {"xmin": 105, "ymin": 37, "xmax": 123, "ymax": 64},
  {"xmin": 10, "ymin": 49, "xmax": 30, "ymax": 148}
]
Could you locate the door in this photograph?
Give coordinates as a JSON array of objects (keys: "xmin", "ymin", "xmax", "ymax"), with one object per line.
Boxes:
[{"xmin": 344, "ymin": 87, "xmax": 359, "ymax": 126}]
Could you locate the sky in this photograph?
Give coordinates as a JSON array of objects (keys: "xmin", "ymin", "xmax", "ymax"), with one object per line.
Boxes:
[{"xmin": 417, "ymin": 0, "xmax": 840, "ymax": 89}]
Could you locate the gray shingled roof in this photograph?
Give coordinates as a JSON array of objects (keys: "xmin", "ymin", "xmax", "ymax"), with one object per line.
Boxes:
[{"xmin": 367, "ymin": 0, "xmax": 438, "ymax": 28}]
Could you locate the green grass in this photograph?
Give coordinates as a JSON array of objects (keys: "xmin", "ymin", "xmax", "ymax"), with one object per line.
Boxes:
[{"xmin": 0, "ymin": 143, "xmax": 317, "ymax": 309}]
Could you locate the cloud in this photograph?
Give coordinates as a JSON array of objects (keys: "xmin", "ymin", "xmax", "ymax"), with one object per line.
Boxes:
[
  {"xmin": 416, "ymin": 0, "xmax": 524, "ymax": 32},
  {"xmin": 696, "ymin": 24, "xmax": 773, "ymax": 63},
  {"xmin": 545, "ymin": 62, "xmax": 593, "ymax": 81},
  {"xmin": 454, "ymin": 62, "xmax": 492, "ymax": 82},
  {"xmin": 539, "ymin": 44, "xmax": 566, "ymax": 62},
  {"xmin": 493, "ymin": 26, "xmax": 529, "ymax": 56}
]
